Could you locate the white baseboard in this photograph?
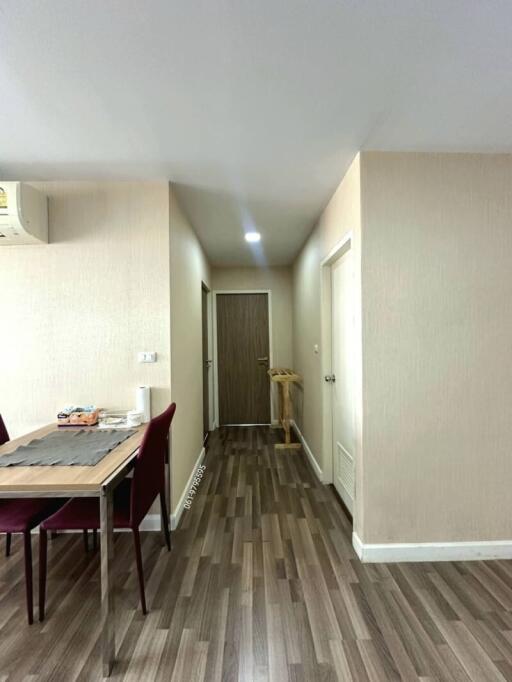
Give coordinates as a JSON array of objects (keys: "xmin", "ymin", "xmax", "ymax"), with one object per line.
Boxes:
[
  {"xmin": 290, "ymin": 420, "xmax": 323, "ymax": 483},
  {"xmin": 170, "ymin": 446, "xmax": 206, "ymax": 531},
  {"xmin": 352, "ymin": 531, "xmax": 512, "ymax": 563},
  {"xmin": 140, "ymin": 514, "xmax": 161, "ymax": 531},
  {"xmin": 103, "ymin": 445, "xmax": 206, "ymax": 533},
  {"xmin": 352, "ymin": 532, "xmax": 364, "ymax": 559}
]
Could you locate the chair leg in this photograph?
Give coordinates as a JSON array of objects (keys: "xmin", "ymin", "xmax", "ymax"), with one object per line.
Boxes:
[
  {"xmin": 132, "ymin": 528, "xmax": 147, "ymax": 615},
  {"xmin": 39, "ymin": 529, "xmax": 48, "ymax": 622},
  {"xmin": 82, "ymin": 529, "xmax": 89, "ymax": 552},
  {"xmin": 5, "ymin": 532, "xmax": 11, "ymax": 557},
  {"xmin": 160, "ymin": 491, "xmax": 171, "ymax": 551},
  {"xmin": 92, "ymin": 528, "xmax": 98, "ymax": 551},
  {"xmin": 23, "ymin": 531, "xmax": 34, "ymax": 625}
]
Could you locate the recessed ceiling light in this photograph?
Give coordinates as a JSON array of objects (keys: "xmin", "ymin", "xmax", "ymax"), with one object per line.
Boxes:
[{"xmin": 245, "ymin": 232, "xmax": 261, "ymax": 243}]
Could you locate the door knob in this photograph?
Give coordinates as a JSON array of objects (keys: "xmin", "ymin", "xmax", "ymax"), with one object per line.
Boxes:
[{"xmin": 324, "ymin": 374, "xmax": 336, "ymax": 383}]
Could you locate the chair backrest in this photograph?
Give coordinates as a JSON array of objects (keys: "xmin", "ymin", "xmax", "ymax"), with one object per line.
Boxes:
[
  {"xmin": 0, "ymin": 415, "xmax": 9, "ymax": 446},
  {"xmin": 130, "ymin": 403, "xmax": 176, "ymax": 526}
]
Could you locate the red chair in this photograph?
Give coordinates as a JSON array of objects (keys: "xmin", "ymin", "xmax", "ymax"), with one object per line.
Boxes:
[
  {"xmin": 0, "ymin": 415, "xmax": 8, "ymax": 446},
  {"xmin": 0, "ymin": 414, "xmax": 63, "ymax": 624},
  {"xmin": 39, "ymin": 403, "xmax": 176, "ymax": 619},
  {"xmin": 0, "ymin": 414, "xmax": 12, "ymax": 556}
]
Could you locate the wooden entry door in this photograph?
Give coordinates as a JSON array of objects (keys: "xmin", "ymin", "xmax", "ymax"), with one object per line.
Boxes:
[{"xmin": 216, "ymin": 293, "xmax": 271, "ymax": 425}]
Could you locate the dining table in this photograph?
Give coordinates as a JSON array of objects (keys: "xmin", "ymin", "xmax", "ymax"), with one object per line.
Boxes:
[{"xmin": 0, "ymin": 421, "xmax": 149, "ymax": 677}]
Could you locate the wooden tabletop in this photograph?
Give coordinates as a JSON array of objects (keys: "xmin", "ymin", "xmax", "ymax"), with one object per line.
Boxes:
[{"xmin": 0, "ymin": 423, "xmax": 146, "ymax": 492}]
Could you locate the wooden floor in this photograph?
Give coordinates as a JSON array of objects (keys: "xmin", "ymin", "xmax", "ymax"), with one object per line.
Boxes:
[{"xmin": 2, "ymin": 427, "xmax": 512, "ymax": 680}]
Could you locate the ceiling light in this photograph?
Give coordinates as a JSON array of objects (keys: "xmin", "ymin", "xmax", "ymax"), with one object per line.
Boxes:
[{"xmin": 245, "ymin": 232, "xmax": 261, "ymax": 243}]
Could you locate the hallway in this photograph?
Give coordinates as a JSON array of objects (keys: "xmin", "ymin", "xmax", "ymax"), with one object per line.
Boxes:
[{"xmin": 2, "ymin": 427, "xmax": 512, "ymax": 680}]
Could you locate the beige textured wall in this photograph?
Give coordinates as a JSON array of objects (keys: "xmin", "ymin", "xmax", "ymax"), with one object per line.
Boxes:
[
  {"xmin": 169, "ymin": 186, "xmax": 211, "ymax": 512},
  {"xmin": 211, "ymin": 266, "xmax": 294, "ymax": 421},
  {"xmin": 0, "ymin": 181, "xmax": 211, "ymax": 520},
  {"xmin": 361, "ymin": 152, "xmax": 512, "ymax": 543},
  {"xmin": 294, "ymin": 151, "xmax": 512, "ymax": 544},
  {"xmin": 0, "ymin": 182, "xmax": 171, "ymax": 439},
  {"xmin": 292, "ymin": 155, "xmax": 363, "ymax": 530}
]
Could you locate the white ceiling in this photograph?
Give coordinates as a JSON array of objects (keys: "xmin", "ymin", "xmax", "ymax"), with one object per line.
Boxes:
[{"xmin": 1, "ymin": 1, "xmax": 512, "ymax": 265}]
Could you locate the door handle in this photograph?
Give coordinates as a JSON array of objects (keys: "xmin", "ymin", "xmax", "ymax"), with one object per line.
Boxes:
[
  {"xmin": 324, "ymin": 374, "xmax": 336, "ymax": 383},
  {"xmin": 257, "ymin": 357, "xmax": 269, "ymax": 363}
]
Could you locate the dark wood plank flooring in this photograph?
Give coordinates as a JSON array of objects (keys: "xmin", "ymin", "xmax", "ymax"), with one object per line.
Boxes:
[{"xmin": 1, "ymin": 426, "xmax": 512, "ymax": 680}]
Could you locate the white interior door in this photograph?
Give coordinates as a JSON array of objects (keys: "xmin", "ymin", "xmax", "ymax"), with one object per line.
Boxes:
[{"xmin": 331, "ymin": 248, "xmax": 356, "ymax": 513}]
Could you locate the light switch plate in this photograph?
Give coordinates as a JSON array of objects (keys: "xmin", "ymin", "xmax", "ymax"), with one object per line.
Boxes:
[{"xmin": 138, "ymin": 351, "xmax": 157, "ymax": 363}]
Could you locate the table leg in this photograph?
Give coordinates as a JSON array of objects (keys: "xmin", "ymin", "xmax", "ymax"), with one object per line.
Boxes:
[
  {"xmin": 283, "ymin": 381, "xmax": 291, "ymax": 444},
  {"xmin": 100, "ymin": 488, "xmax": 115, "ymax": 677}
]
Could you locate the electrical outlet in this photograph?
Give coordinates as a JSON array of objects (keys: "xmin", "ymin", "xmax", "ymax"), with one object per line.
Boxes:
[{"xmin": 138, "ymin": 351, "xmax": 157, "ymax": 363}]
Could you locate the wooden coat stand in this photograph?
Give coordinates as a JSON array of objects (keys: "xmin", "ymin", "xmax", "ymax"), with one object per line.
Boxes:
[{"xmin": 268, "ymin": 368, "xmax": 301, "ymax": 450}]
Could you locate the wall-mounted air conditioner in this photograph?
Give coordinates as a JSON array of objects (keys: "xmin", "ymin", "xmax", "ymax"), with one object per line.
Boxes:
[{"xmin": 0, "ymin": 182, "xmax": 48, "ymax": 245}]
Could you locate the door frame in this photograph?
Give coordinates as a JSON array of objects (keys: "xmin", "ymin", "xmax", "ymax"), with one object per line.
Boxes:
[
  {"xmin": 320, "ymin": 233, "xmax": 353, "ymax": 486},
  {"xmin": 213, "ymin": 289, "xmax": 273, "ymax": 427},
  {"xmin": 201, "ymin": 282, "xmax": 215, "ymax": 433}
]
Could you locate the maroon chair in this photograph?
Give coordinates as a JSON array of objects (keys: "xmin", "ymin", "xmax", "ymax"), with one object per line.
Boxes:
[
  {"xmin": 0, "ymin": 415, "xmax": 8, "ymax": 445},
  {"xmin": 0, "ymin": 414, "xmax": 63, "ymax": 624},
  {"xmin": 39, "ymin": 403, "xmax": 176, "ymax": 619},
  {"xmin": 0, "ymin": 414, "xmax": 10, "ymax": 555}
]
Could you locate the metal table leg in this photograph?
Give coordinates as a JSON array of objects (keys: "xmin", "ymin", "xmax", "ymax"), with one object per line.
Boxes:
[{"xmin": 100, "ymin": 487, "xmax": 115, "ymax": 677}]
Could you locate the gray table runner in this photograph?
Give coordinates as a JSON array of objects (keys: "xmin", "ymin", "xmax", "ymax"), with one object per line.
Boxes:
[{"xmin": 0, "ymin": 429, "xmax": 137, "ymax": 467}]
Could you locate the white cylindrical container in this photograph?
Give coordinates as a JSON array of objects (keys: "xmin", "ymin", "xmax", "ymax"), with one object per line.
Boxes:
[{"xmin": 135, "ymin": 386, "xmax": 151, "ymax": 423}]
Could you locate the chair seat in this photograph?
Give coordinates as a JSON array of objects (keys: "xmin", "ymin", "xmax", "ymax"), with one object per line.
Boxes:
[
  {"xmin": 0, "ymin": 499, "xmax": 63, "ymax": 533},
  {"xmin": 41, "ymin": 479, "xmax": 132, "ymax": 531}
]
